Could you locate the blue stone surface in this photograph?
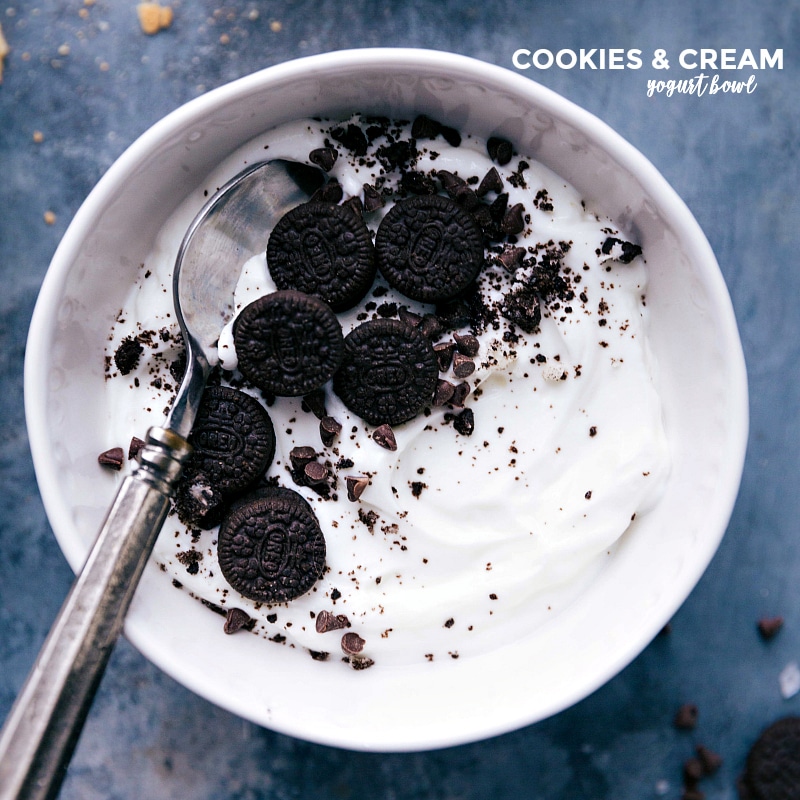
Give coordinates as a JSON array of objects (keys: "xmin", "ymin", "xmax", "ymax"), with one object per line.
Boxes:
[{"xmin": 0, "ymin": 1, "xmax": 797, "ymax": 797}]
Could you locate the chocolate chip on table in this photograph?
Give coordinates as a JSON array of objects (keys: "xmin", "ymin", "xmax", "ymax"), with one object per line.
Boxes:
[
  {"xmin": 740, "ymin": 717, "xmax": 800, "ymax": 800},
  {"xmin": 487, "ymin": 135, "xmax": 513, "ymax": 166},
  {"xmin": 695, "ymin": 744, "xmax": 722, "ymax": 776},
  {"xmin": 233, "ymin": 290, "xmax": 344, "ymax": 397},
  {"xmin": 217, "ymin": 490, "xmax": 326, "ymax": 604},
  {"xmin": 674, "ymin": 703, "xmax": 699, "ymax": 730},
  {"xmin": 98, "ymin": 447, "xmax": 124, "ymax": 470},
  {"xmin": 372, "ymin": 423, "xmax": 397, "ymax": 451},
  {"xmin": 333, "ymin": 319, "xmax": 439, "ymax": 426},
  {"xmin": 757, "ymin": 616, "xmax": 784, "ymax": 640},
  {"xmin": 267, "ymin": 201, "xmax": 377, "ymax": 312},
  {"xmin": 375, "ymin": 194, "xmax": 484, "ymax": 303},
  {"xmin": 184, "ymin": 385, "xmax": 276, "ymax": 496}
]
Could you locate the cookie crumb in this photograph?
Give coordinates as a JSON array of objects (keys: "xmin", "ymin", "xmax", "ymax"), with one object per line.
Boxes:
[
  {"xmin": 137, "ymin": 3, "xmax": 173, "ymax": 35},
  {"xmin": 0, "ymin": 24, "xmax": 9, "ymax": 83},
  {"xmin": 43, "ymin": 210, "xmax": 56, "ymax": 225}
]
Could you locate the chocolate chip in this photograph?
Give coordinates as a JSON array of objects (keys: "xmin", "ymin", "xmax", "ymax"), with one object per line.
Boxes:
[
  {"xmin": 233, "ymin": 290, "xmax": 344, "ymax": 396},
  {"xmin": 487, "ymin": 136, "xmax": 513, "ymax": 166},
  {"xmin": 434, "ymin": 379, "xmax": 456, "ymax": 406},
  {"xmin": 500, "ymin": 202, "xmax": 526, "ymax": 235},
  {"xmin": 302, "ymin": 388, "xmax": 328, "ymax": 419},
  {"xmin": 267, "ymin": 201, "xmax": 377, "ymax": 311},
  {"xmin": 418, "ymin": 314, "xmax": 444, "ymax": 340},
  {"xmin": 362, "ymin": 183, "xmax": 384, "ymax": 212},
  {"xmin": 223, "ymin": 607, "xmax": 254, "ymax": 635},
  {"xmin": 695, "ymin": 745, "xmax": 723, "ymax": 776},
  {"xmin": 289, "ymin": 446, "xmax": 317, "ymax": 473},
  {"xmin": 450, "ymin": 381, "xmax": 471, "ymax": 407},
  {"xmin": 345, "ymin": 475, "xmax": 369, "ymax": 502},
  {"xmin": 454, "ymin": 332, "xmax": 480, "ymax": 357},
  {"xmin": 433, "ymin": 341, "xmax": 456, "ymax": 371},
  {"xmin": 184, "ymin": 386, "xmax": 276, "ymax": 496},
  {"xmin": 319, "ymin": 416, "xmax": 342, "ymax": 447},
  {"xmin": 303, "ymin": 461, "xmax": 329, "ymax": 486},
  {"xmin": 330, "ymin": 123, "xmax": 368, "ymax": 156},
  {"xmin": 758, "ymin": 616, "xmax": 784, "ymax": 640},
  {"xmin": 498, "ymin": 246, "xmax": 526, "ymax": 271},
  {"xmin": 372, "ymin": 423, "xmax": 397, "ymax": 451},
  {"xmin": 315, "ymin": 609, "xmax": 350, "ymax": 633},
  {"xmin": 98, "ymin": 447, "xmax": 124, "ymax": 470},
  {"xmin": 128, "ymin": 436, "xmax": 145, "ymax": 461},
  {"xmin": 308, "ymin": 147, "xmax": 338, "ymax": 172},
  {"xmin": 411, "ymin": 114, "xmax": 441, "ymax": 139},
  {"xmin": 674, "ymin": 703, "xmax": 699, "ymax": 730},
  {"xmin": 375, "ymin": 194, "xmax": 484, "ymax": 303},
  {"xmin": 453, "ymin": 408, "xmax": 475, "ymax": 436},
  {"xmin": 309, "ymin": 180, "xmax": 344, "ymax": 204},
  {"xmin": 341, "ymin": 631, "xmax": 365, "ymax": 655},
  {"xmin": 476, "ymin": 166, "xmax": 503, "ymax": 196},
  {"xmin": 452, "ymin": 352, "xmax": 475, "ymax": 378},
  {"xmin": 333, "ymin": 319, "xmax": 438, "ymax": 426},
  {"xmin": 217, "ymin": 490, "xmax": 326, "ymax": 604}
]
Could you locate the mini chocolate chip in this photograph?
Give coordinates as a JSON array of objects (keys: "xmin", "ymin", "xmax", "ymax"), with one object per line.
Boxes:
[
  {"xmin": 223, "ymin": 607, "xmax": 254, "ymax": 635},
  {"xmin": 452, "ymin": 352, "xmax": 475, "ymax": 378},
  {"xmin": 434, "ymin": 379, "xmax": 456, "ymax": 406},
  {"xmin": 128, "ymin": 436, "xmax": 145, "ymax": 461},
  {"xmin": 476, "ymin": 166, "xmax": 503, "ymax": 196},
  {"xmin": 498, "ymin": 245, "xmax": 526, "ymax": 271},
  {"xmin": 501, "ymin": 202, "xmax": 526, "ymax": 235},
  {"xmin": 309, "ymin": 181, "xmax": 344, "ymax": 204},
  {"xmin": 487, "ymin": 136, "xmax": 513, "ymax": 165},
  {"xmin": 411, "ymin": 114, "xmax": 441, "ymax": 139},
  {"xmin": 302, "ymin": 388, "xmax": 328, "ymax": 419},
  {"xmin": 316, "ymin": 609, "xmax": 351, "ymax": 633},
  {"xmin": 303, "ymin": 461, "xmax": 329, "ymax": 486},
  {"xmin": 454, "ymin": 332, "xmax": 480, "ymax": 357},
  {"xmin": 289, "ymin": 446, "xmax": 317, "ymax": 473},
  {"xmin": 319, "ymin": 416, "xmax": 342, "ymax": 447},
  {"xmin": 372, "ymin": 423, "xmax": 397, "ymax": 451},
  {"xmin": 433, "ymin": 341, "xmax": 456, "ymax": 371},
  {"xmin": 418, "ymin": 314, "xmax": 444, "ymax": 340},
  {"xmin": 362, "ymin": 183, "xmax": 384, "ymax": 212},
  {"xmin": 695, "ymin": 745, "xmax": 723, "ymax": 775},
  {"xmin": 674, "ymin": 703, "xmax": 699, "ymax": 730},
  {"xmin": 758, "ymin": 616, "xmax": 784, "ymax": 639},
  {"xmin": 341, "ymin": 631, "xmax": 365, "ymax": 655},
  {"xmin": 330, "ymin": 123, "xmax": 368, "ymax": 156},
  {"xmin": 453, "ymin": 408, "xmax": 475, "ymax": 436},
  {"xmin": 98, "ymin": 447, "xmax": 124, "ymax": 470},
  {"xmin": 450, "ymin": 381, "xmax": 471, "ymax": 407},
  {"xmin": 308, "ymin": 147, "xmax": 338, "ymax": 172},
  {"xmin": 398, "ymin": 307, "xmax": 422, "ymax": 328},
  {"xmin": 342, "ymin": 195, "xmax": 364, "ymax": 218},
  {"xmin": 345, "ymin": 475, "xmax": 369, "ymax": 502}
]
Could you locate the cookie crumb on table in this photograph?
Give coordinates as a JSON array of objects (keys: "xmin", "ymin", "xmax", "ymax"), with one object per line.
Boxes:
[
  {"xmin": 0, "ymin": 23, "xmax": 9, "ymax": 83},
  {"xmin": 137, "ymin": 3, "xmax": 173, "ymax": 35}
]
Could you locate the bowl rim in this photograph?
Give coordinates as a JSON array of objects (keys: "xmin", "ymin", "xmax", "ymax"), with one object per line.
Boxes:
[{"xmin": 24, "ymin": 47, "xmax": 749, "ymax": 750}]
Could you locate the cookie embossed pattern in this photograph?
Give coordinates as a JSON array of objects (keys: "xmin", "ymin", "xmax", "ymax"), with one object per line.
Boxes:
[
  {"xmin": 103, "ymin": 112, "xmax": 669, "ymax": 670},
  {"xmin": 25, "ymin": 49, "xmax": 748, "ymax": 750}
]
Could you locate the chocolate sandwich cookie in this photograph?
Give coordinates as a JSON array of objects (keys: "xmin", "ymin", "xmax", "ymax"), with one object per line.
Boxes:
[
  {"xmin": 375, "ymin": 194, "xmax": 484, "ymax": 303},
  {"xmin": 333, "ymin": 318, "xmax": 438, "ymax": 426},
  {"xmin": 186, "ymin": 385, "xmax": 276, "ymax": 497},
  {"xmin": 217, "ymin": 490, "xmax": 326, "ymax": 604},
  {"xmin": 266, "ymin": 201, "xmax": 377, "ymax": 312},
  {"xmin": 740, "ymin": 716, "xmax": 800, "ymax": 799},
  {"xmin": 233, "ymin": 290, "xmax": 344, "ymax": 397}
]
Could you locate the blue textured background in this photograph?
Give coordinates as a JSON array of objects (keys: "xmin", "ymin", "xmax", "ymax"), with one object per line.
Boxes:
[{"xmin": 1, "ymin": 1, "xmax": 797, "ymax": 797}]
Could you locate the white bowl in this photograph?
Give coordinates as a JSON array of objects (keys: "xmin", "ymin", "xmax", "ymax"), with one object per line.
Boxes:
[{"xmin": 25, "ymin": 48, "xmax": 748, "ymax": 751}]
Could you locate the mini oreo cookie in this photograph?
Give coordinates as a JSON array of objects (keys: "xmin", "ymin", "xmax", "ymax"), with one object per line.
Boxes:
[
  {"xmin": 217, "ymin": 490, "xmax": 326, "ymax": 604},
  {"xmin": 375, "ymin": 194, "xmax": 484, "ymax": 303},
  {"xmin": 333, "ymin": 319, "xmax": 438, "ymax": 426},
  {"xmin": 740, "ymin": 716, "xmax": 800, "ymax": 800},
  {"xmin": 233, "ymin": 290, "xmax": 344, "ymax": 397},
  {"xmin": 266, "ymin": 201, "xmax": 376, "ymax": 312},
  {"xmin": 186, "ymin": 385, "xmax": 276, "ymax": 496}
]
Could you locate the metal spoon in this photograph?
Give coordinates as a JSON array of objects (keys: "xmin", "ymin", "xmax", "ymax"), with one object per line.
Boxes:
[{"xmin": 0, "ymin": 159, "xmax": 323, "ymax": 800}]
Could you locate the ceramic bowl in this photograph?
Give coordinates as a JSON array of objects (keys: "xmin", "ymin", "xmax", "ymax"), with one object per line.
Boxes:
[{"xmin": 25, "ymin": 48, "xmax": 748, "ymax": 751}]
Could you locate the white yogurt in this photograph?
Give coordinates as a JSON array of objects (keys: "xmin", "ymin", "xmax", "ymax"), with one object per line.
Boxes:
[{"xmin": 104, "ymin": 115, "xmax": 670, "ymax": 668}]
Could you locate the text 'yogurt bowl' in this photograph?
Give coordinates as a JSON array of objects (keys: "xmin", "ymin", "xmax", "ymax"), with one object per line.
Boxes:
[{"xmin": 25, "ymin": 48, "xmax": 748, "ymax": 751}]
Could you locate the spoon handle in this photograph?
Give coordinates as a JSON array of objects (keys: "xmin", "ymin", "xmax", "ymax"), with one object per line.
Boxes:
[{"xmin": 0, "ymin": 428, "xmax": 190, "ymax": 800}]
